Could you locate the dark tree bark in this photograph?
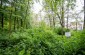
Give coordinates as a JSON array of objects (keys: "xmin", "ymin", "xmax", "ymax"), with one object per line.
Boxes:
[
  {"xmin": 9, "ymin": 10, "xmax": 12, "ymax": 32},
  {"xmin": 1, "ymin": 13, "xmax": 4, "ymax": 29},
  {"xmin": 14, "ymin": 0, "xmax": 17, "ymax": 30},
  {"xmin": 67, "ymin": 5, "xmax": 69, "ymax": 29},
  {"xmin": 21, "ymin": 19, "xmax": 23, "ymax": 27},
  {"xmin": 1, "ymin": 0, "xmax": 4, "ymax": 29},
  {"xmin": 83, "ymin": 0, "xmax": 85, "ymax": 29},
  {"xmin": 76, "ymin": 20, "xmax": 78, "ymax": 30},
  {"xmin": 51, "ymin": 6, "xmax": 55, "ymax": 28},
  {"xmin": 61, "ymin": 5, "xmax": 65, "ymax": 28},
  {"xmin": 66, "ymin": 0, "xmax": 70, "ymax": 29},
  {"xmin": 57, "ymin": 0, "xmax": 65, "ymax": 28},
  {"xmin": 67, "ymin": 15, "xmax": 68, "ymax": 29},
  {"xmin": 53, "ymin": 16, "xmax": 55, "ymax": 28},
  {"xmin": 14, "ymin": 18, "xmax": 16, "ymax": 30},
  {"xmin": 14, "ymin": 8, "xmax": 16, "ymax": 30},
  {"xmin": 17, "ymin": 18, "xmax": 19, "ymax": 29}
]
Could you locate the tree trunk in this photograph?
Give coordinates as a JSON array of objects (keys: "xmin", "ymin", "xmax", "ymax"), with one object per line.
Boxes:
[
  {"xmin": 21, "ymin": 19, "xmax": 23, "ymax": 27},
  {"xmin": 14, "ymin": 18, "xmax": 16, "ymax": 30},
  {"xmin": 83, "ymin": 0, "xmax": 85, "ymax": 29},
  {"xmin": 17, "ymin": 18, "xmax": 19, "ymax": 29},
  {"xmin": 84, "ymin": 18, "xmax": 85, "ymax": 29},
  {"xmin": 1, "ymin": 0, "xmax": 4, "ymax": 29},
  {"xmin": 1, "ymin": 13, "xmax": 4, "ymax": 29},
  {"xmin": 53, "ymin": 16, "xmax": 55, "ymax": 28},
  {"xmin": 67, "ymin": 6, "xmax": 69, "ymax": 29},
  {"xmin": 67, "ymin": 15, "xmax": 68, "ymax": 29},
  {"xmin": 60, "ymin": 0, "xmax": 65, "ymax": 28},
  {"xmin": 49, "ymin": 15, "xmax": 52, "ymax": 28},
  {"xmin": 76, "ymin": 20, "xmax": 77, "ymax": 30},
  {"xmin": 14, "ymin": 6, "xmax": 17, "ymax": 30},
  {"xmin": 67, "ymin": 0, "xmax": 70, "ymax": 29},
  {"xmin": 9, "ymin": 10, "xmax": 12, "ymax": 32},
  {"xmin": 25, "ymin": 0, "xmax": 29, "ymax": 28},
  {"xmin": 61, "ymin": 5, "xmax": 65, "ymax": 28}
]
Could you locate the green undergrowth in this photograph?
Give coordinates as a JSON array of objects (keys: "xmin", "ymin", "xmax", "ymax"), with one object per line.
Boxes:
[{"xmin": 0, "ymin": 28, "xmax": 85, "ymax": 55}]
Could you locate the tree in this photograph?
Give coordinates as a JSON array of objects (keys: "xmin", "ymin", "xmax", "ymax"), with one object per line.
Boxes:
[
  {"xmin": 0, "ymin": 0, "xmax": 4, "ymax": 29},
  {"xmin": 43, "ymin": 0, "xmax": 76, "ymax": 28},
  {"xmin": 83, "ymin": 0, "xmax": 85, "ymax": 29},
  {"xmin": 0, "ymin": 0, "xmax": 33, "ymax": 31}
]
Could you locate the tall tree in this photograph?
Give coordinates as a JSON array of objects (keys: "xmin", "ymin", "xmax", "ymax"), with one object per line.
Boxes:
[
  {"xmin": 14, "ymin": 0, "xmax": 17, "ymax": 30},
  {"xmin": 0, "ymin": 0, "xmax": 33, "ymax": 31},
  {"xmin": 83, "ymin": 0, "xmax": 85, "ymax": 29},
  {"xmin": 1, "ymin": 0, "xmax": 4, "ymax": 29},
  {"xmin": 9, "ymin": 1, "xmax": 13, "ymax": 32},
  {"xmin": 44, "ymin": 0, "xmax": 76, "ymax": 28}
]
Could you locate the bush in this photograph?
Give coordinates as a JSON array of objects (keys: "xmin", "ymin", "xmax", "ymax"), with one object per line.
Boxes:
[
  {"xmin": 0, "ymin": 28, "xmax": 85, "ymax": 55},
  {"xmin": 54, "ymin": 27, "xmax": 70, "ymax": 35}
]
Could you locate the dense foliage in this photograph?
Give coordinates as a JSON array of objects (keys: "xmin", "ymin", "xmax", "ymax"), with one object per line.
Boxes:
[
  {"xmin": 0, "ymin": 28, "xmax": 85, "ymax": 55},
  {"xmin": 0, "ymin": 0, "xmax": 84, "ymax": 55},
  {"xmin": 0, "ymin": 0, "xmax": 32, "ymax": 31},
  {"xmin": 54, "ymin": 27, "xmax": 70, "ymax": 35}
]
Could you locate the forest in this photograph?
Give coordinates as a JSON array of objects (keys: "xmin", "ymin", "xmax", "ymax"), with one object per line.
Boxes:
[{"xmin": 0, "ymin": 0, "xmax": 85, "ymax": 55}]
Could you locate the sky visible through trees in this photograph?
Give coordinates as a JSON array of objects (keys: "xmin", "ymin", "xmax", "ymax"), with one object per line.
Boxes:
[
  {"xmin": 32, "ymin": 0, "xmax": 84, "ymax": 21},
  {"xmin": 0, "ymin": 0, "xmax": 85, "ymax": 55}
]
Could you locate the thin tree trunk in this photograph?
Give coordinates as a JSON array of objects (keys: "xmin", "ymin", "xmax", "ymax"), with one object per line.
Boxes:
[
  {"xmin": 67, "ymin": 7, "xmax": 69, "ymax": 29},
  {"xmin": 67, "ymin": 0, "xmax": 70, "ymax": 29},
  {"xmin": 61, "ymin": 5, "xmax": 65, "ymax": 28},
  {"xmin": 21, "ymin": 19, "xmax": 23, "ymax": 27},
  {"xmin": 14, "ymin": 6, "xmax": 17, "ymax": 30},
  {"xmin": 1, "ymin": 14, "xmax": 4, "ymax": 29},
  {"xmin": 14, "ymin": 18, "xmax": 16, "ymax": 30},
  {"xmin": 84, "ymin": 18, "xmax": 85, "ymax": 29},
  {"xmin": 61, "ymin": 0, "xmax": 65, "ymax": 37},
  {"xmin": 60, "ymin": 0, "xmax": 65, "ymax": 28},
  {"xmin": 48, "ymin": 15, "xmax": 52, "ymax": 28},
  {"xmin": 9, "ymin": 4, "xmax": 12, "ymax": 33},
  {"xmin": 14, "ymin": 0, "xmax": 18, "ymax": 30},
  {"xmin": 53, "ymin": 17, "xmax": 55, "ymax": 28},
  {"xmin": 25, "ymin": 0, "xmax": 29, "ymax": 28},
  {"xmin": 76, "ymin": 20, "xmax": 77, "ymax": 30},
  {"xmin": 20, "ymin": 5, "xmax": 23, "ymax": 28},
  {"xmin": 9, "ymin": 10, "xmax": 12, "ymax": 32},
  {"xmin": 17, "ymin": 18, "xmax": 19, "ymax": 29},
  {"xmin": 1, "ymin": 0, "xmax": 4, "ymax": 29},
  {"xmin": 83, "ymin": 0, "xmax": 85, "ymax": 29},
  {"xmin": 67, "ymin": 15, "xmax": 68, "ymax": 29}
]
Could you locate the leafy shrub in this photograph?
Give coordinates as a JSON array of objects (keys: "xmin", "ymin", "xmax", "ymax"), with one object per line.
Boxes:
[
  {"xmin": 54, "ymin": 27, "xmax": 70, "ymax": 35},
  {"xmin": 0, "ymin": 28, "xmax": 85, "ymax": 55}
]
